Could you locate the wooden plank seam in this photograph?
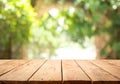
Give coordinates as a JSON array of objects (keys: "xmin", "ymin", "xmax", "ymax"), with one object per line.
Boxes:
[
  {"xmin": 27, "ymin": 60, "xmax": 47, "ymax": 81},
  {"xmin": 0, "ymin": 60, "xmax": 30, "ymax": 76},
  {"xmin": 90, "ymin": 61, "xmax": 120, "ymax": 79},
  {"xmin": 74, "ymin": 60, "xmax": 93, "ymax": 84}
]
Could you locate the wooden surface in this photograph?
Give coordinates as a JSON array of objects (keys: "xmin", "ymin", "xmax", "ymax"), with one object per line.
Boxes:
[{"xmin": 0, "ymin": 60, "xmax": 120, "ymax": 84}]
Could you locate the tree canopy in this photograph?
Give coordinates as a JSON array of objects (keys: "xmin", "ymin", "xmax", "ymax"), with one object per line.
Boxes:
[
  {"xmin": 0, "ymin": 0, "xmax": 120, "ymax": 59},
  {"xmin": 0, "ymin": 0, "xmax": 36, "ymax": 58},
  {"xmin": 32, "ymin": 0, "xmax": 120, "ymax": 59}
]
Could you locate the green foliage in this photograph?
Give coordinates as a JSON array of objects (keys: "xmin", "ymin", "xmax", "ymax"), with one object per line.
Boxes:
[
  {"xmin": 37, "ymin": 0, "xmax": 120, "ymax": 59},
  {"xmin": 1, "ymin": 0, "xmax": 120, "ymax": 59},
  {"xmin": 29, "ymin": 11, "xmax": 64, "ymax": 59},
  {"xmin": 0, "ymin": 0, "xmax": 36, "ymax": 57}
]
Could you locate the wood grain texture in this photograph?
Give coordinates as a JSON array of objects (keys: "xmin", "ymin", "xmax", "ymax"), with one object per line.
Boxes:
[
  {"xmin": 91, "ymin": 60, "xmax": 120, "ymax": 79},
  {"xmin": 0, "ymin": 60, "xmax": 119, "ymax": 84},
  {"xmin": 0, "ymin": 60, "xmax": 29, "ymax": 76},
  {"xmin": 0, "ymin": 60, "xmax": 10, "ymax": 65},
  {"xmin": 75, "ymin": 60, "xmax": 120, "ymax": 84},
  {"xmin": 29, "ymin": 60, "xmax": 61, "ymax": 84},
  {"xmin": 62, "ymin": 60, "xmax": 90, "ymax": 84},
  {"xmin": 0, "ymin": 60, "xmax": 45, "ymax": 84},
  {"xmin": 103, "ymin": 60, "xmax": 120, "ymax": 67}
]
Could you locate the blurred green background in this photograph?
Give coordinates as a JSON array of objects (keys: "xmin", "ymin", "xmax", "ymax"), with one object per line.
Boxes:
[{"xmin": 0, "ymin": 0, "xmax": 120, "ymax": 59}]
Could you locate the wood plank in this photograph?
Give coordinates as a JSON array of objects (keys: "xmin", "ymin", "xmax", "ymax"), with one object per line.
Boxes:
[
  {"xmin": 0, "ymin": 60, "xmax": 119, "ymax": 84},
  {"xmin": 0, "ymin": 60, "xmax": 45, "ymax": 84},
  {"xmin": 29, "ymin": 60, "xmax": 61, "ymax": 84},
  {"xmin": 0, "ymin": 60, "xmax": 29, "ymax": 76},
  {"xmin": 91, "ymin": 60, "xmax": 120, "ymax": 79},
  {"xmin": 62, "ymin": 60, "xmax": 90, "ymax": 84},
  {"xmin": 103, "ymin": 60, "xmax": 120, "ymax": 67},
  {"xmin": 0, "ymin": 60, "xmax": 10, "ymax": 65},
  {"xmin": 76, "ymin": 60, "xmax": 120, "ymax": 84}
]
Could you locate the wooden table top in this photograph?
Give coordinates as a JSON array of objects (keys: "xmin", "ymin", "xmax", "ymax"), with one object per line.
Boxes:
[{"xmin": 0, "ymin": 60, "xmax": 120, "ymax": 84}]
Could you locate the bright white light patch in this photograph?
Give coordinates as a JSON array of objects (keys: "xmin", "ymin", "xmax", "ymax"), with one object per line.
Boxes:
[
  {"xmin": 112, "ymin": 5, "xmax": 117, "ymax": 9},
  {"xmin": 69, "ymin": 7, "xmax": 75, "ymax": 15},
  {"xmin": 49, "ymin": 8, "xmax": 59, "ymax": 18},
  {"xmin": 58, "ymin": 17, "xmax": 64, "ymax": 26},
  {"xmin": 57, "ymin": 26, "xmax": 62, "ymax": 32},
  {"xmin": 52, "ymin": 46, "xmax": 96, "ymax": 60}
]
